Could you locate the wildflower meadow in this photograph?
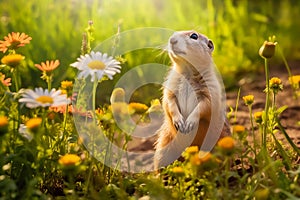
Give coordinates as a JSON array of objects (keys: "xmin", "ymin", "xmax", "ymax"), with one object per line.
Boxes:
[{"xmin": 1, "ymin": 0, "xmax": 300, "ymax": 199}]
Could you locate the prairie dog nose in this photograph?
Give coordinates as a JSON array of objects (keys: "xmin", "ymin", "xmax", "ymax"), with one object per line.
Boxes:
[{"xmin": 170, "ymin": 37, "xmax": 178, "ymax": 45}]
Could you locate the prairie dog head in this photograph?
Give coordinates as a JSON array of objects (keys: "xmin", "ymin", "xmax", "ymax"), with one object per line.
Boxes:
[{"xmin": 168, "ymin": 31, "xmax": 214, "ymax": 72}]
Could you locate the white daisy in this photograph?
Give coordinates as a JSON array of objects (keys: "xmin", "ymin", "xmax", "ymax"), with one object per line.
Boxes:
[
  {"xmin": 70, "ymin": 51, "xmax": 121, "ymax": 82},
  {"xmin": 19, "ymin": 87, "xmax": 69, "ymax": 108}
]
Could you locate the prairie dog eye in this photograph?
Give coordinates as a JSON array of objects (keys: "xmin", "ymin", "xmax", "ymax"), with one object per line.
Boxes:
[
  {"xmin": 190, "ymin": 33, "xmax": 198, "ymax": 40},
  {"xmin": 207, "ymin": 40, "xmax": 214, "ymax": 50}
]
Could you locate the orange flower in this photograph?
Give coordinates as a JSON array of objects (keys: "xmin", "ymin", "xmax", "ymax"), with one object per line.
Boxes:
[
  {"xmin": 0, "ymin": 116, "xmax": 8, "ymax": 127},
  {"xmin": 190, "ymin": 154, "xmax": 201, "ymax": 166},
  {"xmin": 217, "ymin": 136, "xmax": 235, "ymax": 150},
  {"xmin": 0, "ymin": 73, "xmax": 11, "ymax": 87},
  {"xmin": 0, "ymin": 32, "xmax": 32, "ymax": 53},
  {"xmin": 49, "ymin": 104, "xmax": 73, "ymax": 114},
  {"xmin": 0, "ymin": 116, "xmax": 9, "ymax": 135},
  {"xmin": 232, "ymin": 125, "xmax": 246, "ymax": 134},
  {"xmin": 35, "ymin": 60, "xmax": 60, "ymax": 72},
  {"xmin": 26, "ymin": 117, "xmax": 42, "ymax": 134},
  {"xmin": 198, "ymin": 151, "xmax": 212, "ymax": 163}
]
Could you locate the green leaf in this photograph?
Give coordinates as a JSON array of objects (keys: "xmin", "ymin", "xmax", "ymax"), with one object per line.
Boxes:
[{"xmin": 276, "ymin": 105, "xmax": 288, "ymax": 115}]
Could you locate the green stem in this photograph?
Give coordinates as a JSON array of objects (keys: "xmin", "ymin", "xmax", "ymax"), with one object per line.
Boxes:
[
  {"xmin": 263, "ymin": 58, "xmax": 270, "ymax": 149},
  {"xmin": 278, "ymin": 44, "xmax": 292, "ymax": 78},
  {"xmin": 234, "ymin": 88, "xmax": 241, "ymax": 124},
  {"xmin": 60, "ymin": 105, "xmax": 69, "ymax": 154},
  {"xmin": 249, "ymin": 105, "xmax": 256, "ymax": 151},
  {"xmin": 224, "ymin": 156, "xmax": 230, "ymax": 198},
  {"xmin": 277, "ymin": 119, "xmax": 300, "ymax": 156},
  {"xmin": 272, "ymin": 93, "xmax": 276, "ymax": 110},
  {"xmin": 47, "ymin": 75, "xmax": 52, "ymax": 91},
  {"xmin": 91, "ymin": 78, "xmax": 98, "ymax": 155},
  {"xmin": 278, "ymin": 44, "xmax": 298, "ymax": 98},
  {"xmin": 12, "ymin": 68, "xmax": 19, "ymax": 92},
  {"xmin": 85, "ymin": 76, "xmax": 98, "ymax": 194}
]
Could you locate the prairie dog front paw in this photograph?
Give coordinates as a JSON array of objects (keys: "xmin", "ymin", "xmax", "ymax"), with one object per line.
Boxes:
[
  {"xmin": 173, "ymin": 114, "xmax": 185, "ymax": 133},
  {"xmin": 184, "ymin": 115, "xmax": 198, "ymax": 133}
]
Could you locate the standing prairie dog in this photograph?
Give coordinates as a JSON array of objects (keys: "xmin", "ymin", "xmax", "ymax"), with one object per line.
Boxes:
[{"xmin": 154, "ymin": 31, "xmax": 230, "ymax": 170}]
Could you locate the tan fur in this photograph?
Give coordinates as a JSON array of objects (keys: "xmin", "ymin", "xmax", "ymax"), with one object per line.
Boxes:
[{"xmin": 154, "ymin": 31, "xmax": 230, "ymax": 170}]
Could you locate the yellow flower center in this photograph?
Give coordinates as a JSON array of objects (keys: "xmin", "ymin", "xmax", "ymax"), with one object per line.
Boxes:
[
  {"xmin": 36, "ymin": 96, "xmax": 54, "ymax": 104},
  {"xmin": 87, "ymin": 60, "xmax": 106, "ymax": 70}
]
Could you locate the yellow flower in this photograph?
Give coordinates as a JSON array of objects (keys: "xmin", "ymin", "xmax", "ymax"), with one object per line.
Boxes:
[
  {"xmin": 217, "ymin": 136, "xmax": 235, "ymax": 150},
  {"xmin": 232, "ymin": 125, "xmax": 245, "ymax": 134},
  {"xmin": 129, "ymin": 102, "xmax": 148, "ymax": 114},
  {"xmin": 190, "ymin": 155, "xmax": 201, "ymax": 166},
  {"xmin": 0, "ymin": 116, "xmax": 9, "ymax": 135},
  {"xmin": 25, "ymin": 117, "xmax": 42, "ymax": 133},
  {"xmin": 0, "ymin": 32, "xmax": 32, "ymax": 53},
  {"xmin": 0, "ymin": 116, "xmax": 8, "ymax": 127},
  {"xmin": 198, "ymin": 151, "xmax": 212, "ymax": 163},
  {"xmin": 172, "ymin": 166, "xmax": 184, "ymax": 175},
  {"xmin": 185, "ymin": 146, "xmax": 199, "ymax": 154},
  {"xmin": 59, "ymin": 154, "xmax": 81, "ymax": 166},
  {"xmin": 60, "ymin": 80, "xmax": 73, "ymax": 97},
  {"xmin": 243, "ymin": 95, "xmax": 254, "ymax": 106},
  {"xmin": 259, "ymin": 40, "xmax": 277, "ymax": 59},
  {"xmin": 1, "ymin": 54, "xmax": 24, "ymax": 67},
  {"xmin": 35, "ymin": 60, "xmax": 60, "ymax": 73},
  {"xmin": 254, "ymin": 111, "xmax": 263, "ymax": 124},
  {"xmin": 61, "ymin": 80, "xmax": 73, "ymax": 90},
  {"xmin": 269, "ymin": 77, "xmax": 283, "ymax": 93},
  {"xmin": 289, "ymin": 75, "xmax": 300, "ymax": 85}
]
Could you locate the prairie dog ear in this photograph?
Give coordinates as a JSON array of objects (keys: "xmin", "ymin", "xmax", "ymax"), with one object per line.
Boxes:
[{"xmin": 207, "ymin": 39, "xmax": 214, "ymax": 52}]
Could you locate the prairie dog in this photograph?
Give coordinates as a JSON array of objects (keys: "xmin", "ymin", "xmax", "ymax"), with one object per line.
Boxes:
[{"xmin": 154, "ymin": 31, "xmax": 230, "ymax": 170}]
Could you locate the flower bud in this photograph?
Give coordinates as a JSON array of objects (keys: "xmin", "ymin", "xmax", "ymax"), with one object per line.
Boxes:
[{"xmin": 259, "ymin": 41, "xmax": 277, "ymax": 59}]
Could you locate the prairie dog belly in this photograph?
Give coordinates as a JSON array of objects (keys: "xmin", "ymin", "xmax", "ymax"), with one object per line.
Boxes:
[{"xmin": 177, "ymin": 77, "xmax": 199, "ymax": 119}]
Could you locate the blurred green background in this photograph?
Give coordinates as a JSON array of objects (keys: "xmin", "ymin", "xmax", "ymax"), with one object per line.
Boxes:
[{"xmin": 1, "ymin": 0, "xmax": 300, "ymax": 103}]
